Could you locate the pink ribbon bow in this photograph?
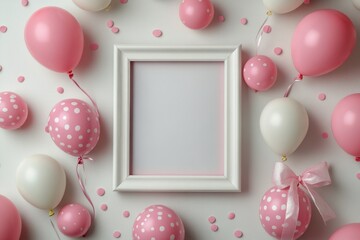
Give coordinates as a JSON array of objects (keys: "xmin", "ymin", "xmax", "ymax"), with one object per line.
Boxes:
[{"xmin": 273, "ymin": 161, "xmax": 336, "ymax": 240}]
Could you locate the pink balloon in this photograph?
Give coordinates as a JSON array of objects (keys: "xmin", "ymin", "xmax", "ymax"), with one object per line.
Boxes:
[
  {"xmin": 0, "ymin": 195, "xmax": 22, "ymax": 240},
  {"xmin": 24, "ymin": 7, "xmax": 84, "ymax": 73},
  {"xmin": 47, "ymin": 99, "xmax": 100, "ymax": 157},
  {"xmin": 179, "ymin": 0, "xmax": 214, "ymax": 30},
  {"xmin": 57, "ymin": 203, "xmax": 91, "ymax": 238},
  {"xmin": 259, "ymin": 186, "xmax": 311, "ymax": 240},
  {"xmin": 133, "ymin": 205, "xmax": 185, "ymax": 240},
  {"xmin": 291, "ymin": 9, "xmax": 356, "ymax": 77},
  {"xmin": 331, "ymin": 94, "xmax": 360, "ymax": 159},
  {"xmin": 329, "ymin": 223, "xmax": 360, "ymax": 240},
  {"xmin": 243, "ymin": 55, "xmax": 277, "ymax": 91},
  {"xmin": 0, "ymin": 92, "xmax": 28, "ymax": 130}
]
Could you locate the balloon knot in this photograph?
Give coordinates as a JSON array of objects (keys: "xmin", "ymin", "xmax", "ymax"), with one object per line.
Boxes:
[
  {"xmin": 355, "ymin": 156, "xmax": 360, "ymax": 162},
  {"xmin": 49, "ymin": 209, "xmax": 55, "ymax": 217},
  {"xmin": 266, "ymin": 10, "xmax": 272, "ymax": 16},
  {"xmin": 78, "ymin": 156, "xmax": 84, "ymax": 165},
  {"xmin": 297, "ymin": 74, "xmax": 303, "ymax": 80},
  {"xmin": 281, "ymin": 155, "xmax": 287, "ymax": 161},
  {"xmin": 68, "ymin": 70, "xmax": 74, "ymax": 79}
]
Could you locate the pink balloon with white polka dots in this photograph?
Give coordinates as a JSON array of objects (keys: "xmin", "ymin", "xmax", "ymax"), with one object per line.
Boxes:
[
  {"xmin": 243, "ymin": 55, "xmax": 277, "ymax": 91},
  {"xmin": 47, "ymin": 99, "xmax": 100, "ymax": 157},
  {"xmin": 259, "ymin": 186, "xmax": 311, "ymax": 240},
  {"xmin": 0, "ymin": 91, "xmax": 28, "ymax": 130},
  {"xmin": 133, "ymin": 205, "xmax": 185, "ymax": 240},
  {"xmin": 57, "ymin": 203, "xmax": 91, "ymax": 237}
]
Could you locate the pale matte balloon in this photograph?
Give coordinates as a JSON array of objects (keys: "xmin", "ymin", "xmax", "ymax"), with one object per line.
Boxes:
[
  {"xmin": 0, "ymin": 195, "xmax": 22, "ymax": 240},
  {"xmin": 262, "ymin": 0, "xmax": 303, "ymax": 14},
  {"xmin": 16, "ymin": 154, "xmax": 66, "ymax": 211},
  {"xmin": 72, "ymin": 0, "xmax": 111, "ymax": 12},
  {"xmin": 352, "ymin": 0, "xmax": 360, "ymax": 10},
  {"xmin": 329, "ymin": 223, "xmax": 360, "ymax": 240},
  {"xmin": 260, "ymin": 98, "xmax": 309, "ymax": 157}
]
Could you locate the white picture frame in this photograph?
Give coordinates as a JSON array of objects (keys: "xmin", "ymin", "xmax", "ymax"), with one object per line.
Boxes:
[{"xmin": 113, "ymin": 45, "xmax": 241, "ymax": 192}]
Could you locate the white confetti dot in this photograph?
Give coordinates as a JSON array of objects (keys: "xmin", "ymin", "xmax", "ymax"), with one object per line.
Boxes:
[
  {"xmin": 71, "ymin": 102, "xmax": 78, "ymax": 106},
  {"xmin": 276, "ymin": 215, "xmax": 281, "ymax": 220},
  {"xmin": 159, "ymin": 226, "xmax": 165, "ymax": 232},
  {"xmin": 63, "ymin": 107, "xmax": 69, "ymax": 111},
  {"xmin": 265, "ymin": 216, "xmax": 270, "ymax": 221},
  {"xmin": 281, "ymin": 193, "xmax": 287, "ymax": 198},
  {"xmin": 75, "ymin": 125, "xmax": 81, "ymax": 131},
  {"xmin": 64, "ymin": 124, "xmax": 70, "ymax": 130},
  {"xmin": 2, "ymin": 107, "xmax": 8, "ymax": 112},
  {"xmin": 54, "ymin": 117, "xmax": 59, "ymax": 123},
  {"xmin": 263, "ymin": 205, "xmax": 267, "ymax": 210},
  {"xmin": 272, "ymin": 225, "xmax": 277, "ymax": 230},
  {"xmin": 67, "ymin": 134, "xmax": 72, "ymax": 139},
  {"xmin": 281, "ymin": 204, "xmax": 286, "ymax": 210},
  {"xmin": 266, "ymin": 197, "xmax": 272, "ymax": 202},
  {"xmin": 13, "ymin": 104, "xmax": 18, "ymax": 109},
  {"xmin": 74, "ymin": 108, "xmax": 80, "ymax": 114},
  {"xmin": 272, "ymin": 205, "xmax": 277, "ymax": 211},
  {"xmin": 0, "ymin": 118, "xmax": 3, "ymax": 122}
]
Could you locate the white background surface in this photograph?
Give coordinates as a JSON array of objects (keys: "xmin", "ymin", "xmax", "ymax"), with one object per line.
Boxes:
[{"xmin": 1, "ymin": 0, "xmax": 360, "ymax": 239}]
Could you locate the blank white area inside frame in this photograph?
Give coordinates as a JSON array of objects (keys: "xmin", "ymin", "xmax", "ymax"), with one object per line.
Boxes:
[{"xmin": 130, "ymin": 61, "xmax": 224, "ymax": 176}]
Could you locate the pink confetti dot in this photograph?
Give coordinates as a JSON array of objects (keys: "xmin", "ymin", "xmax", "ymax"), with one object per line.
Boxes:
[
  {"xmin": 228, "ymin": 212, "xmax": 236, "ymax": 220},
  {"xmin": 152, "ymin": 29, "xmax": 163, "ymax": 38},
  {"xmin": 100, "ymin": 204, "xmax": 108, "ymax": 211},
  {"xmin": 234, "ymin": 230, "xmax": 243, "ymax": 238},
  {"xmin": 17, "ymin": 76, "xmax": 25, "ymax": 83},
  {"xmin": 119, "ymin": 0, "xmax": 128, "ymax": 3},
  {"xmin": 274, "ymin": 47, "xmax": 283, "ymax": 55},
  {"xmin": 57, "ymin": 87, "xmax": 64, "ymax": 94},
  {"xmin": 210, "ymin": 224, "xmax": 219, "ymax": 232},
  {"xmin": 21, "ymin": 0, "xmax": 29, "ymax": 6},
  {"xmin": 318, "ymin": 93, "xmax": 326, "ymax": 101},
  {"xmin": 356, "ymin": 173, "xmax": 360, "ymax": 180},
  {"xmin": 107, "ymin": 20, "xmax": 114, "ymax": 28},
  {"xmin": 111, "ymin": 27, "xmax": 120, "ymax": 34},
  {"xmin": 90, "ymin": 43, "xmax": 99, "ymax": 51},
  {"xmin": 113, "ymin": 231, "xmax": 121, "ymax": 238},
  {"xmin": 322, "ymin": 132, "xmax": 329, "ymax": 139},
  {"xmin": 0, "ymin": 26, "xmax": 7, "ymax": 33},
  {"xmin": 208, "ymin": 216, "xmax": 216, "ymax": 224},
  {"xmin": 123, "ymin": 210, "xmax": 130, "ymax": 218},
  {"xmin": 263, "ymin": 25, "xmax": 272, "ymax": 33},
  {"xmin": 218, "ymin": 15, "xmax": 225, "ymax": 22},
  {"xmin": 97, "ymin": 187, "xmax": 105, "ymax": 196},
  {"xmin": 240, "ymin": 18, "xmax": 248, "ymax": 25}
]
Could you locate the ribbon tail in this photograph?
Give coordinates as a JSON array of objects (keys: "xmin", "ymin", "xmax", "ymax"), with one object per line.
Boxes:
[
  {"xmin": 76, "ymin": 161, "xmax": 96, "ymax": 217},
  {"xmin": 49, "ymin": 217, "xmax": 61, "ymax": 240},
  {"xmin": 68, "ymin": 72, "xmax": 100, "ymax": 118},
  {"xmin": 255, "ymin": 14, "xmax": 269, "ymax": 55},
  {"xmin": 281, "ymin": 181, "xmax": 299, "ymax": 240},
  {"xmin": 303, "ymin": 184, "xmax": 336, "ymax": 223}
]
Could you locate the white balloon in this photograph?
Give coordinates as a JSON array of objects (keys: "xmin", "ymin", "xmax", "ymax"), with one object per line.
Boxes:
[
  {"xmin": 16, "ymin": 154, "xmax": 66, "ymax": 211},
  {"xmin": 262, "ymin": 0, "xmax": 304, "ymax": 14},
  {"xmin": 72, "ymin": 0, "xmax": 111, "ymax": 12},
  {"xmin": 260, "ymin": 98, "xmax": 309, "ymax": 157},
  {"xmin": 352, "ymin": 0, "xmax": 360, "ymax": 10}
]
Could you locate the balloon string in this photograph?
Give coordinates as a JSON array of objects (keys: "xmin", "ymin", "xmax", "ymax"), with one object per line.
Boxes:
[
  {"xmin": 283, "ymin": 74, "xmax": 303, "ymax": 98},
  {"xmin": 68, "ymin": 71, "xmax": 100, "ymax": 118},
  {"xmin": 49, "ymin": 217, "xmax": 61, "ymax": 240},
  {"xmin": 255, "ymin": 11, "xmax": 272, "ymax": 55},
  {"xmin": 76, "ymin": 156, "xmax": 95, "ymax": 217}
]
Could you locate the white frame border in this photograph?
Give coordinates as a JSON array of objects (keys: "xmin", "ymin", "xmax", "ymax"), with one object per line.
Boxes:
[{"xmin": 113, "ymin": 45, "xmax": 241, "ymax": 192}]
